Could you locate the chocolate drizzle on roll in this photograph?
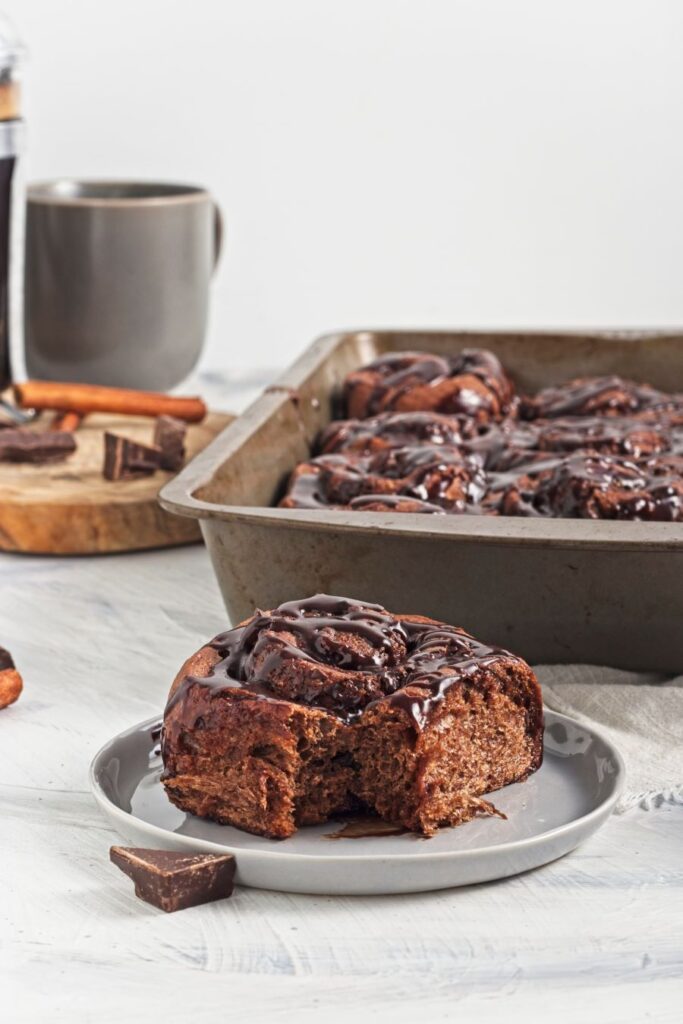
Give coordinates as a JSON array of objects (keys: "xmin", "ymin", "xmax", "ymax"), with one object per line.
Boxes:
[
  {"xmin": 521, "ymin": 375, "xmax": 683, "ymax": 420},
  {"xmin": 385, "ymin": 620, "xmax": 516, "ymax": 729},
  {"xmin": 343, "ymin": 349, "xmax": 515, "ymax": 423},
  {"xmin": 280, "ymin": 355, "xmax": 683, "ymax": 521},
  {"xmin": 161, "ymin": 594, "xmax": 544, "ymax": 840},
  {"xmin": 166, "ymin": 595, "xmax": 522, "ymax": 731}
]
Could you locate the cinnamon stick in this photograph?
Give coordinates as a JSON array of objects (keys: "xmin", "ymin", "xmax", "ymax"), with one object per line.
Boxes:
[
  {"xmin": 50, "ymin": 410, "xmax": 83, "ymax": 432},
  {"xmin": 14, "ymin": 381, "xmax": 207, "ymax": 424}
]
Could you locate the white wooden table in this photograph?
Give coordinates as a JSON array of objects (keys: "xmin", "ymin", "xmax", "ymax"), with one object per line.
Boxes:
[{"xmin": 2, "ymin": 376, "xmax": 682, "ymax": 1023}]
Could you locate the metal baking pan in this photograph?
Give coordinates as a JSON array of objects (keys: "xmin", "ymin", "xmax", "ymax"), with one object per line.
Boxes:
[{"xmin": 160, "ymin": 330, "xmax": 683, "ymax": 672}]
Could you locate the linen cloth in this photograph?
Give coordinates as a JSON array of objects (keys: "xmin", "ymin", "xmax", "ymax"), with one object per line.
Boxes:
[{"xmin": 534, "ymin": 664, "xmax": 683, "ymax": 812}]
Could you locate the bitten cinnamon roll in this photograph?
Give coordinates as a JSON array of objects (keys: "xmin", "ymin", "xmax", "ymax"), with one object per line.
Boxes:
[{"xmin": 161, "ymin": 595, "xmax": 543, "ymax": 839}]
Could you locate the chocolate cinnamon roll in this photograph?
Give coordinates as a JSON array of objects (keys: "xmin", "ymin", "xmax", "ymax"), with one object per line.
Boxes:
[
  {"xmin": 522, "ymin": 375, "xmax": 683, "ymax": 420},
  {"xmin": 162, "ymin": 595, "xmax": 543, "ymax": 838},
  {"xmin": 280, "ymin": 444, "xmax": 487, "ymax": 514},
  {"xmin": 534, "ymin": 416, "xmax": 671, "ymax": 459},
  {"xmin": 343, "ymin": 349, "xmax": 515, "ymax": 423},
  {"xmin": 488, "ymin": 452, "xmax": 683, "ymax": 520},
  {"xmin": 279, "ymin": 349, "xmax": 683, "ymax": 520},
  {"xmin": 319, "ymin": 411, "xmax": 465, "ymax": 454}
]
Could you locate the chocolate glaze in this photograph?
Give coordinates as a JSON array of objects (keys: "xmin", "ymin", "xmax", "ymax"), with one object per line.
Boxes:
[
  {"xmin": 319, "ymin": 411, "xmax": 465, "ymax": 454},
  {"xmin": 282, "ymin": 442, "xmax": 487, "ymax": 514},
  {"xmin": 384, "ymin": 620, "xmax": 515, "ymax": 729},
  {"xmin": 362, "ymin": 353, "xmax": 451, "ymax": 416},
  {"xmin": 280, "ymin": 364, "xmax": 683, "ymax": 521},
  {"xmin": 166, "ymin": 595, "xmax": 523, "ymax": 731},
  {"xmin": 522, "ymin": 375, "xmax": 683, "ymax": 420},
  {"xmin": 344, "ymin": 349, "xmax": 514, "ymax": 420},
  {"xmin": 488, "ymin": 452, "xmax": 683, "ymax": 520}
]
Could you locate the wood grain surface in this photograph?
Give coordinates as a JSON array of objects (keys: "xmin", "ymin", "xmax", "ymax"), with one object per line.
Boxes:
[
  {"xmin": 1, "ymin": 542, "xmax": 681, "ymax": 1024},
  {"xmin": 0, "ymin": 411, "xmax": 232, "ymax": 554}
]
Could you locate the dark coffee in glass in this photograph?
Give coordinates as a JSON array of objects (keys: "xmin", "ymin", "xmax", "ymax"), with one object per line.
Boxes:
[
  {"xmin": 0, "ymin": 22, "xmax": 25, "ymax": 390},
  {"xmin": 0, "ymin": 149, "xmax": 16, "ymax": 389}
]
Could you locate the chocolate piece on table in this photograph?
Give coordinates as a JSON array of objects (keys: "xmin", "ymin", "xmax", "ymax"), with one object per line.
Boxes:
[
  {"xmin": 110, "ymin": 847, "xmax": 236, "ymax": 912},
  {"xmin": 0, "ymin": 428, "xmax": 76, "ymax": 464},
  {"xmin": 153, "ymin": 415, "xmax": 187, "ymax": 471},
  {"xmin": 0, "ymin": 645, "xmax": 23, "ymax": 709},
  {"xmin": 103, "ymin": 433, "xmax": 161, "ymax": 481}
]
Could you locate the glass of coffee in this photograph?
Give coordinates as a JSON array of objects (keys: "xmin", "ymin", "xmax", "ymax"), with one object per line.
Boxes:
[{"xmin": 0, "ymin": 14, "xmax": 25, "ymax": 391}]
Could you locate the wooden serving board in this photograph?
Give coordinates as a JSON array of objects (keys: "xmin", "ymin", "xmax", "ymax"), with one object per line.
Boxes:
[{"xmin": 0, "ymin": 411, "xmax": 233, "ymax": 554}]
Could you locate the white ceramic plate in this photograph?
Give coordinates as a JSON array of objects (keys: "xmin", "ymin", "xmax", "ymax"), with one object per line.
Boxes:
[{"xmin": 90, "ymin": 710, "xmax": 624, "ymax": 895}]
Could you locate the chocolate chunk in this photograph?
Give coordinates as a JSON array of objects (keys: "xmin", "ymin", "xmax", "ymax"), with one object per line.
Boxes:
[
  {"xmin": 103, "ymin": 433, "xmax": 161, "ymax": 481},
  {"xmin": 153, "ymin": 415, "xmax": 187, "ymax": 471},
  {"xmin": 0, "ymin": 645, "xmax": 22, "ymax": 709},
  {"xmin": 110, "ymin": 847, "xmax": 236, "ymax": 912},
  {"xmin": 0, "ymin": 428, "xmax": 76, "ymax": 464}
]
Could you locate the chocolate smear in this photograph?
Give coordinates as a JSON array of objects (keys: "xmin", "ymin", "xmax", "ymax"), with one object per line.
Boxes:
[{"xmin": 324, "ymin": 816, "xmax": 409, "ymax": 839}]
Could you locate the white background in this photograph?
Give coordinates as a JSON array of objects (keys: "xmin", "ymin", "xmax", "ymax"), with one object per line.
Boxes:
[{"xmin": 6, "ymin": 0, "xmax": 683, "ymax": 374}]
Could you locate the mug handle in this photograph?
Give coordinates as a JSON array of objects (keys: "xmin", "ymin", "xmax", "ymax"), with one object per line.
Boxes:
[{"xmin": 212, "ymin": 201, "xmax": 223, "ymax": 273}]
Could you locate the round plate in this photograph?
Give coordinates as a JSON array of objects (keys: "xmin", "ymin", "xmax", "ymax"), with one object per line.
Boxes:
[{"xmin": 90, "ymin": 710, "xmax": 624, "ymax": 895}]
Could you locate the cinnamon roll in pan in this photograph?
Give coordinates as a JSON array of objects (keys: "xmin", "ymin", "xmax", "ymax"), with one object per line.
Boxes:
[{"xmin": 280, "ymin": 352, "xmax": 683, "ymax": 520}]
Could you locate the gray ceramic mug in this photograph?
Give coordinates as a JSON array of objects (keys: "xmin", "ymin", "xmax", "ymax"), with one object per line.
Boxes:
[{"xmin": 24, "ymin": 180, "xmax": 222, "ymax": 390}]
